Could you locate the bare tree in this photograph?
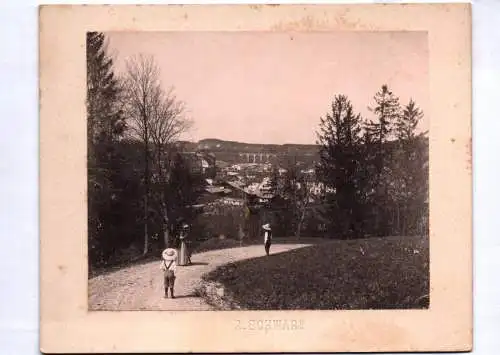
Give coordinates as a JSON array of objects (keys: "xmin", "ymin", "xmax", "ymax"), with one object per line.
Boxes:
[
  {"xmin": 122, "ymin": 54, "xmax": 191, "ymax": 254},
  {"xmin": 149, "ymin": 88, "xmax": 192, "ymax": 248},
  {"xmin": 122, "ymin": 55, "xmax": 157, "ymax": 255}
]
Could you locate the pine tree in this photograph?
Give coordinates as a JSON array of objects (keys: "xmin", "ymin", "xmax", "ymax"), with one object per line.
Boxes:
[
  {"xmin": 365, "ymin": 84, "xmax": 401, "ymax": 144},
  {"xmin": 364, "ymin": 84, "xmax": 401, "ymax": 185},
  {"xmin": 363, "ymin": 85, "xmax": 402, "ymax": 236},
  {"xmin": 316, "ymin": 95, "xmax": 364, "ymax": 236},
  {"xmin": 392, "ymin": 99, "xmax": 428, "ymax": 235},
  {"xmin": 87, "ymin": 32, "xmax": 125, "ymax": 145},
  {"xmin": 86, "ymin": 32, "xmax": 127, "ymax": 268},
  {"xmin": 396, "ymin": 99, "xmax": 424, "ymax": 141}
]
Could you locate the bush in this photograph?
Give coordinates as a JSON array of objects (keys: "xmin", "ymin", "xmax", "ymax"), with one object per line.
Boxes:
[{"xmin": 196, "ymin": 204, "xmax": 245, "ymax": 239}]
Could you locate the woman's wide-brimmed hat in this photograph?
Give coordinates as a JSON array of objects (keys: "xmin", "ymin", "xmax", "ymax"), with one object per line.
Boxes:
[
  {"xmin": 262, "ymin": 223, "xmax": 271, "ymax": 231},
  {"xmin": 162, "ymin": 248, "xmax": 177, "ymax": 261}
]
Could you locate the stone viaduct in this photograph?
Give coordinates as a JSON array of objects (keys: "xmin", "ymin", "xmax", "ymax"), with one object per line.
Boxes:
[{"xmin": 238, "ymin": 152, "xmax": 278, "ymax": 164}]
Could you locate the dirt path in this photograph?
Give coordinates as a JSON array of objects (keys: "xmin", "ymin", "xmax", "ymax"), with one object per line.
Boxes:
[{"xmin": 89, "ymin": 243, "xmax": 310, "ymax": 311}]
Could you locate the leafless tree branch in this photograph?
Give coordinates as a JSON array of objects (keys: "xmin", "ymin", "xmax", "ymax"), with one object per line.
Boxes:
[{"xmin": 121, "ymin": 54, "xmax": 193, "ymax": 250}]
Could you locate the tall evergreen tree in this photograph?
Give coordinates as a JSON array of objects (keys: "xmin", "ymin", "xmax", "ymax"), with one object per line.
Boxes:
[
  {"xmin": 363, "ymin": 85, "xmax": 402, "ymax": 235},
  {"xmin": 316, "ymin": 95, "xmax": 364, "ymax": 236},
  {"xmin": 395, "ymin": 99, "xmax": 425, "ymax": 141},
  {"xmin": 364, "ymin": 84, "xmax": 401, "ymax": 183},
  {"xmin": 86, "ymin": 32, "xmax": 127, "ymax": 268},
  {"xmin": 364, "ymin": 84, "xmax": 401, "ymax": 185},
  {"xmin": 365, "ymin": 84, "xmax": 401, "ymax": 144},
  {"xmin": 87, "ymin": 32, "xmax": 125, "ymax": 146},
  {"xmin": 391, "ymin": 99, "xmax": 428, "ymax": 235}
]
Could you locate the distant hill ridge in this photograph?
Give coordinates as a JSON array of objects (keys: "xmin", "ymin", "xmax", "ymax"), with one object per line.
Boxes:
[{"xmin": 177, "ymin": 138, "xmax": 319, "ymax": 154}]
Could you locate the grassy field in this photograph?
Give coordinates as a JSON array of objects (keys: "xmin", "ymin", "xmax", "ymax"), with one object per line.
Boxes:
[{"xmin": 202, "ymin": 235, "xmax": 429, "ymax": 310}]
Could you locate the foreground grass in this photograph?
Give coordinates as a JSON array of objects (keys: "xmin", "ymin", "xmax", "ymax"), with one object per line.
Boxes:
[{"xmin": 202, "ymin": 236, "xmax": 429, "ymax": 310}]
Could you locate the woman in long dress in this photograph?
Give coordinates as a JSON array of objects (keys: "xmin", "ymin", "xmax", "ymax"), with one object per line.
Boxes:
[{"xmin": 178, "ymin": 223, "xmax": 190, "ymax": 266}]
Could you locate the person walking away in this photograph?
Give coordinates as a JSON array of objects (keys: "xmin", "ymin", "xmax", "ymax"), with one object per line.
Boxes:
[
  {"xmin": 178, "ymin": 223, "xmax": 191, "ymax": 266},
  {"xmin": 263, "ymin": 223, "xmax": 272, "ymax": 256},
  {"xmin": 161, "ymin": 247, "xmax": 177, "ymax": 298}
]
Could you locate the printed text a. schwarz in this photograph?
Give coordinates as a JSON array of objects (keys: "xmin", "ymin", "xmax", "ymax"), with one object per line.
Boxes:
[{"xmin": 235, "ymin": 319, "xmax": 304, "ymax": 332}]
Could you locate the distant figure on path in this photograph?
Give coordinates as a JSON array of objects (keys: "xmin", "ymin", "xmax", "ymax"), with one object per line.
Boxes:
[
  {"xmin": 178, "ymin": 223, "xmax": 191, "ymax": 266},
  {"xmin": 263, "ymin": 223, "xmax": 272, "ymax": 256},
  {"xmin": 161, "ymin": 247, "xmax": 177, "ymax": 299}
]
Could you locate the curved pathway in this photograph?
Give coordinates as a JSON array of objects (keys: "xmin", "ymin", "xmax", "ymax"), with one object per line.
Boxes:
[{"xmin": 88, "ymin": 243, "xmax": 310, "ymax": 311}]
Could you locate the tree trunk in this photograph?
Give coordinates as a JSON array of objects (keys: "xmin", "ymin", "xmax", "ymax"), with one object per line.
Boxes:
[
  {"xmin": 295, "ymin": 222, "xmax": 301, "ymax": 240},
  {"xmin": 163, "ymin": 222, "xmax": 170, "ymax": 248},
  {"xmin": 238, "ymin": 224, "xmax": 245, "ymax": 247},
  {"xmin": 401, "ymin": 206, "xmax": 407, "ymax": 236},
  {"xmin": 142, "ymin": 114, "xmax": 150, "ymax": 256},
  {"xmin": 296, "ymin": 208, "xmax": 306, "ymax": 240},
  {"xmin": 161, "ymin": 205, "xmax": 170, "ymax": 248},
  {"xmin": 374, "ymin": 206, "xmax": 380, "ymax": 236},
  {"xmin": 142, "ymin": 194, "xmax": 149, "ymax": 256},
  {"xmin": 396, "ymin": 203, "xmax": 400, "ymax": 235}
]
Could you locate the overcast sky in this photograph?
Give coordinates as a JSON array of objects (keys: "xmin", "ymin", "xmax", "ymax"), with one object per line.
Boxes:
[{"xmin": 106, "ymin": 31, "xmax": 429, "ymax": 144}]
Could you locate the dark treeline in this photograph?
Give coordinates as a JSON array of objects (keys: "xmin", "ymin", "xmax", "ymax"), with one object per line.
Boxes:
[
  {"xmin": 87, "ymin": 32, "xmax": 203, "ymax": 271},
  {"xmin": 261, "ymin": 90, "xmax": 428, "ymax": 240},
  {"xmin": 87, "ymin": 32, "xmax": 428, "ymax": 272}
]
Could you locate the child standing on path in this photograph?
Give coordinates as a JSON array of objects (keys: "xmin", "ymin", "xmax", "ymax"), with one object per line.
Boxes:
[
  {"xmin": 263, "ymin": 223, "xmax": 272, "ymax": 256},
  {"xmin": 161, "ymin": 248, "xmax": 178, "ymax": 299}
]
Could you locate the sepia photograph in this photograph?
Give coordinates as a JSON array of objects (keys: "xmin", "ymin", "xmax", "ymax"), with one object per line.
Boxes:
[
  {"xmin": 40, "ymin": 4, "xmax": 471, "ymax": 352},
  {"xmin": 87, "ymin": 30, "xmax": 430, "ymax": 311}
]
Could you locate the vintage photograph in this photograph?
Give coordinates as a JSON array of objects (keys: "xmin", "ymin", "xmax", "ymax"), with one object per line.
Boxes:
[
  {"xmin": 40, "ymin": 4, "xmax": 472, "ymax": 352},
  {"xmin": 87, "ymin": 30, "xmax": 430, "ymax": 311}
]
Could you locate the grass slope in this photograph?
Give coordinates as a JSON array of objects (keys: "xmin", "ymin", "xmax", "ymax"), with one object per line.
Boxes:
[{"xmin": 202, "ymin": 236, "xmax": 429, "ymax": 310}]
